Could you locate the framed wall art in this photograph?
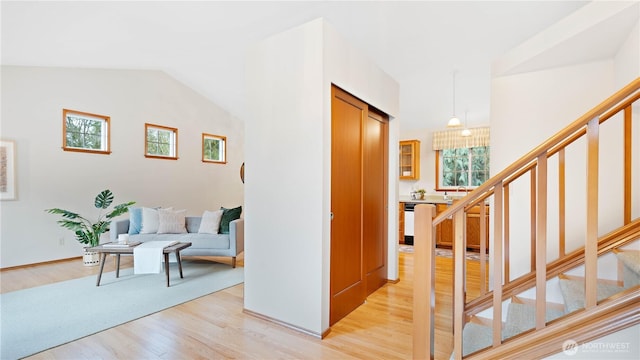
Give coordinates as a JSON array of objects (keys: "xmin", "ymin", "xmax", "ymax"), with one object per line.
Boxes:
[{"xmin": 1, "ymin": 140, "xmax": 17, "ymax": 200}]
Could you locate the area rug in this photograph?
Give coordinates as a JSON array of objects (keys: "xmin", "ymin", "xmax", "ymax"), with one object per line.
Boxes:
[
  {"xmin": 0, "ymin": 260, "xmax": 243, "ymax": 359},
  {"xmin": 399, "ymin": 245, "xmax": 486, "ymax": 261}
]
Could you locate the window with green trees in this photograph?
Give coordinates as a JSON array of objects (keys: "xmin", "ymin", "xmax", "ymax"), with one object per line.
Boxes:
[
  {"xmin": 145, "ymin": 123, "xmax": 178, "ymax": 160},
  {"xmin": 62, "ymin": 109, "xmax": 110, "ymax": 154},
  {"xmin": 202, "ymin": 133, "xmax": 226, "ymax": 163},
  {"xmin": 437, "ymin": 146, "xmax": 490, "ymax": 189}
]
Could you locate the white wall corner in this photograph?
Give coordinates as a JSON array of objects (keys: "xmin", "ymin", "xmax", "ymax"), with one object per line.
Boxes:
[{"xmin": 493, "ymin": 1, "xmax": 639, "ymax": 77}]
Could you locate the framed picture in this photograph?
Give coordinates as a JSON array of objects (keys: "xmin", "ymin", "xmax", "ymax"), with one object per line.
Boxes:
[{"xmin": 0, "ymin": 140, "xmax": 17, "ymax": 200}]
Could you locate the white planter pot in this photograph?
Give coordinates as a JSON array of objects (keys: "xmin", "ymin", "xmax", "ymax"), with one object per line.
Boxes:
[{"xmin": 83, "ymin": 248, "xmax": 100, "ymax": 267}]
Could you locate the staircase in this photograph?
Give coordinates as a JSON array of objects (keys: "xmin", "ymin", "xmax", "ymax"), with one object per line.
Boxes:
[
  {"xmin": 413, "ymin": 78, "xmax": 640, "ymax": 359},
  {"xmin": 459, "ymin": 249, "xmax": 640, "ymax": 357}
]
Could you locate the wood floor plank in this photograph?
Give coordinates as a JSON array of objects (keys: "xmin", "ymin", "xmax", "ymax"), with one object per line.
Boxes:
[{"xmin": 2, "ymin": 251, "xmax": 487, "ymax": 359}]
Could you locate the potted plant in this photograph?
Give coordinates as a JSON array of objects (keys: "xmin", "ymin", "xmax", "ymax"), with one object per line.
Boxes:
[
  {"xmin": 416, "ymin": 188, "xmax": 426, "ymax": 200},
  {"xmin": 46, "ymin": 189, "xmax": 135, "ymax": 266}
]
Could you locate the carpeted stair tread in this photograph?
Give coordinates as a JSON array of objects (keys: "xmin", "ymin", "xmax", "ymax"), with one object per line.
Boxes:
[
  {"xmin": 615, "ymin": 251, "xmax": 640, "ymax": 274},
  {"xmin": 461, "ymin": 322, "xmax": 494, "ymax": 357},
  {"xmin": 558, "ymin": 278, "xmax": 625, "ymax": 313},
  {"xmin": 502, "ymin": 302, "xmax": 565, "ymax": 339},
  {"xmin": 615, "ymin": 251, "xmax": 640, "ymax": 288}
]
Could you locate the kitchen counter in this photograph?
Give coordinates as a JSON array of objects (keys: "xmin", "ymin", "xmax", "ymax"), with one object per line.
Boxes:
[
  {"xmin": 399, "ymin": 194, "xmax": 466, "ymax": 204},
  {"xmin": 398, "ymin": 194, "xmax": 490, "ymax": 252}
]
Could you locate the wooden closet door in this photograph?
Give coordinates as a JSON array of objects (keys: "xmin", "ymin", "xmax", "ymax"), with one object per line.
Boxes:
[
  {"xmin": 330, "ymin": 86, "xmax": 366, "ymax": 325},
  {"xmin": 364, "ymin": 110, "xmax": 388, "ymax": 296},
  {"xmin": 330, "ymin": 85, "xmax": 389, "ymax": 325}
]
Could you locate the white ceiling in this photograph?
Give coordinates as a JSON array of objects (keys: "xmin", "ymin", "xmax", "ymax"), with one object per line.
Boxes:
[{"xmin": 1, "ymin": 1, "xmax": 600, "ymax": 130}]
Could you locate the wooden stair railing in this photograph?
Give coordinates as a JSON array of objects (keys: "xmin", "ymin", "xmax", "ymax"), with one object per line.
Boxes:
[
  {"xmin": 413, "ymin": 77, "xmax": 640, "ymax": 359},
  {"xmin": 465, "ymin": 219, "xmax": 640, "ymax": 318}
]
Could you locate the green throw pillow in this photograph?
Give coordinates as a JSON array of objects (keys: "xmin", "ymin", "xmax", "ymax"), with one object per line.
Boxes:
[{"xmin": 219, "ymin": 206, "xmax": 242, "ymax": 234}]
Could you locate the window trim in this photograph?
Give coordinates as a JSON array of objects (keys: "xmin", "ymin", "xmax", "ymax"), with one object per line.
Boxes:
[
  {"xmin": 202, "ymin": 133, "xmax": 227, "ymax": 164},
  {"xmin": 144, "ymin": 123, "xmax": 178, "ymax": 160},
  {"xmin": 62, "ymin": 109, "xmax": 111, "ymax": 154},
  {"xmin": 435, "ymin": 146, "xmax": 490, "ymax": 191}
]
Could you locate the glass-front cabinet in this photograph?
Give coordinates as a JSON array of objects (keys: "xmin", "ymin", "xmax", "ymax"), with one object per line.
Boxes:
[{"xmin": 399, "ymin": 140, "xmax": 420, "ymax": 180}]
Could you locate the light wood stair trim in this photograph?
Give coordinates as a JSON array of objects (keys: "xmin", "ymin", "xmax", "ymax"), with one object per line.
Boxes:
[
  {"xmin": 468, "ymin": 315, "xmax": 502, "ymax": 329},
  {"xmin": 612, "ymin": 248, "xmax": 640, "ymax": 286},
  {"xmin": 612, "ymin": 249, "xmax": 640, "ymax": 255},
  {"xmin": 511, "ymin": 295, "xmax": 565, "ymax": 313}
]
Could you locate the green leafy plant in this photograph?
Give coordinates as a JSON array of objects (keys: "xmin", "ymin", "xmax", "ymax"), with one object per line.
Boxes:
[{"xmin": 46, "ymin": 189, "xmax": 136, "ymax": 247}]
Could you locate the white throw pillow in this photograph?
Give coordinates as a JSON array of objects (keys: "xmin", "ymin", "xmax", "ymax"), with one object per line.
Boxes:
[
  {"xmin": 198, "ymin": 209, "xmax": 223, "ymax": 234},
  {"xmin": 157, "ymin": 209, "xmax": 187, "ymax": 234},
  {"xmin": 139, "ymin": 207, "xmax": 172, "ymax": 234}
]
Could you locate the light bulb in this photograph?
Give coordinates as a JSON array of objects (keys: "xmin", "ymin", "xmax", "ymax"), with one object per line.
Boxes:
[{"xmin": 447, "ymin": 116, "xmax": 461, "ymax": 127}]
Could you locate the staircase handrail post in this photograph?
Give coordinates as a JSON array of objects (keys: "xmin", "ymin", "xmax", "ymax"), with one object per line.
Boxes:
[
  {"xmin": 585, "ymin": 117, "xmax": 600, "ymax": 309},
  {"xmin": 453, "ymin": 210, "xmax": 466, "ymax": 359},
  {"xmin": 413, "ymin": 204, "xmax": 436, "ymax": 360}
]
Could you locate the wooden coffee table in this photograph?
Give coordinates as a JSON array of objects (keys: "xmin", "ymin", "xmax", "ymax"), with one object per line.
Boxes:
[{"xmin": 88, "ymin": 242, "xmax": 192, "ymax": 287}]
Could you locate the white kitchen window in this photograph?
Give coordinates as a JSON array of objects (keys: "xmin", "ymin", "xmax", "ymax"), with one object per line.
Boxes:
[
  {"xmin": 437, "ymin": 146, "xmax": 490, "ymax": 190},
  {"xmin": 433, "ymin": 127, "xmax": 490, "ymax": 190}
]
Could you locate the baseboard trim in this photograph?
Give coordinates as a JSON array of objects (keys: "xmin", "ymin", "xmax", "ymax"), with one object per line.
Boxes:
[
  {"xmin": 0, "ymin": 256, "xmax": 82, "ymax": 271},
  {"xmin": 243, "ymin": 308, "xmax": 331, "ymax": 339}
]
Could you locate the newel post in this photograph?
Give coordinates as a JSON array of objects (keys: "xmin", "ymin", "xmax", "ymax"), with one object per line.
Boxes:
[{"xmin": 413, "ymin": 204, "xmax": 436, "ymax": 360}]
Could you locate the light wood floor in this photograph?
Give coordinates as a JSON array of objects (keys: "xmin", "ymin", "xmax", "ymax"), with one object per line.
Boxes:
[{"xmin": 1, "ymin": 250, "xmax": 487, "ymax": 359}]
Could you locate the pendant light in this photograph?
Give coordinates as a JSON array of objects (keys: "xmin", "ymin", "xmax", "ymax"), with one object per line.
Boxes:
[
  {"xmin": 447, "ymin": 71, "xmax": 461, "ymax": 127},
  {"xmin": 461, "ymin": 110, "xmax": 471, "ymax": 137}
]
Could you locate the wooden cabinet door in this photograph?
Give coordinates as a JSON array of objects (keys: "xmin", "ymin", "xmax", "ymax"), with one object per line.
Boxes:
[
  {"xmin": 436, "ymin": 204, "xmax": 453, "ymax": 248},
  {"xmin": 399, "ymin": 140, "xmax": 420, "ymax": 179},
  {"xmin": 466, "ymin": 205, "xmax": 489, "ymax": 252}
]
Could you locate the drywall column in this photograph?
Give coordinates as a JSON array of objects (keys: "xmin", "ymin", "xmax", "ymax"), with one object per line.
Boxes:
[{"xmin": 245, "ymin": 18, "xmax": 399, "ymax": 335}]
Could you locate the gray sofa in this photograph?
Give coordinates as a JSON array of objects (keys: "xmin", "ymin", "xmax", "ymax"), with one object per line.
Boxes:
[{"xmin": 110, "ymin": 217, "xmax": 244, "ymax": 267}]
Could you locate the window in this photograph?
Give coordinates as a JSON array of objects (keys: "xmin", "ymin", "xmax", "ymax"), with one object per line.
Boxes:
[
  {"xmin": 62, "ymin": 109, "xmax": 110, "ymax": 154},
  {"xmin": 437, "ymin": 146, "xmax": 490, "ymax": 189},
  {"xmin": 432, "ymin": 127, "xmax": 490, "ymax": 190},
  {"xmin": 202, "ymin": 133, "xmax": 226, "ymax": 164},
  {"xmin": 145, "ymin": 123, "xmax": 178, "ymax": 160}
]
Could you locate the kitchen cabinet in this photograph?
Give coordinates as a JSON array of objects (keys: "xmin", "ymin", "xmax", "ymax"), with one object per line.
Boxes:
[
  {"xmin": 435, "ymin": 203, "xmax": 489, "ymax": 252},
  {"xmin": 435, "ymin": 204, "xmax": 453, "ymax": 248},
  {"xmin": 399, "ymin": 140, "xmax": 420, "ymax": 180}
]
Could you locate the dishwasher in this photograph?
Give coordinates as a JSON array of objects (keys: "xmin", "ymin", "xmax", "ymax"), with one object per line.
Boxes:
[{"xmin": 404, "ymin": 202, "xmax": 416, "ymax": 245}]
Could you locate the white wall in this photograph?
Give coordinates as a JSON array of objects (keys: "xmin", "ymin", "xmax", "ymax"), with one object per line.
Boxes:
[
  {"xmin": 245, "ymin": 18, "xmax": 399, "ymax": 336},
  {"xmin": 615, "ymin": 20, "xmax": 640, "ymax": 222},
  {"xmin": 491, "ymin": 25, "xmax": 639, "ymax": 281},
  {"xmin": 490, "ymin": 60, "xmax": 639, "ymax": 279},
  {"xmin": 0, "ymin": 66, "xmax": 244, "ymax": 268}
]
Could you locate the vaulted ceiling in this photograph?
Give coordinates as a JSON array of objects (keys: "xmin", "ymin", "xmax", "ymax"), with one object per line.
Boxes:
[{"xmin": 2, "ymin": 1, "xmax": 607, "ymax": 130}]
